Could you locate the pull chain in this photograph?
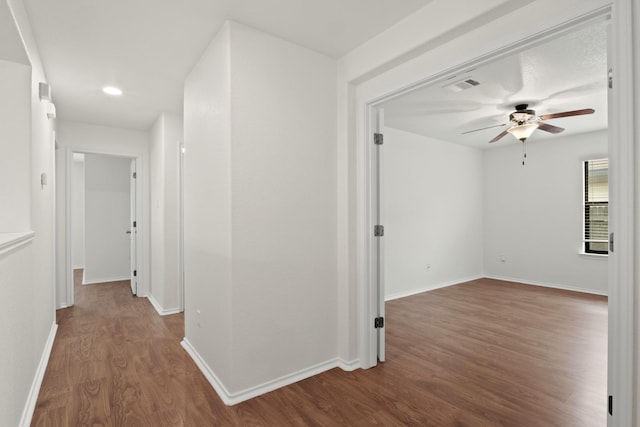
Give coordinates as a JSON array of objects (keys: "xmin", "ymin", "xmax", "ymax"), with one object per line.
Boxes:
[{"xmin": 522, "ymin": 140, "xmax": 527, "ymax": 165}]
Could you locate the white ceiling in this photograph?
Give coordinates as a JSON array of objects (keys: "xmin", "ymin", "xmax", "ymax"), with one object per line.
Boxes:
[
  {"xmin": 22, "ymin": 0, "xmax": 432, "ymax": 130},
  {"xmin": 0, "ymin": 2, "xmax": 29, "ymax": 65},
  {"xmin": 382, "ymin": 19, "xmax": 609, "ymax": 149}
]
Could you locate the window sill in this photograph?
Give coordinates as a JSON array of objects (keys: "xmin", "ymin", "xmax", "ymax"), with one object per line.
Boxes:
[
  {"xmin": 0, "ymin": 231, "xmax": 35, "ymax": 257},
  {"xmin": 579, "ymin": 251, "xmax": 608, "ymax": 259}
]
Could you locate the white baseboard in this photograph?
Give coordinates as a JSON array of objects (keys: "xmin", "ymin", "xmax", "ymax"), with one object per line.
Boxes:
[
  {"xmin": 385, "ymin": 274, "xmax": 484, "ymax": 301},
  {"xmin": 20, "ymin": 322, "xmax": 58, "ymax": 427},
  {"xmin": 82, "ymin": 274, "xmax": 130, "ymax": 285},
  {"xmin": 336, "ymin": 358, "xmax": 360, "ymax": 371},
  {"xmin": 147, "ymin": 294, "xmax": 182, "ymax": 316},
  {"xmin": 181, "ymin": 338, "xmax": 350, "ymax": 406},
  {"xmin": 484, "ymin": 275, "xmax": 608, "ymax": 296}
]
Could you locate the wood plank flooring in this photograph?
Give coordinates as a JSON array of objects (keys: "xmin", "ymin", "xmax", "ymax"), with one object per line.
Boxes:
[{"xmin": 32, "ymin": 275, "xmax": 607, "ymax": 426}]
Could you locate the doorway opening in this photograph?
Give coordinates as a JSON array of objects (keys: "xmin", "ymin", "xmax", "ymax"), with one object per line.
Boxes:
[
  {"xmin": 65, "ymin": 149, "xmax": 143, "ymax": 306},
  {"xmin": 372, "ymin": 17, "xmax": 609, "ymax": 424},
  {"xmin": 356, "ymin": 2, "xmax": 635, "ymax": 424}
]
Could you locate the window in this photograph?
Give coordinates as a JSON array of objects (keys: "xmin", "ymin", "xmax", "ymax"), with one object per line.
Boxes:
[{"xmin": 583, "ymin": 158, "xmax": 608, "ymax": 254}]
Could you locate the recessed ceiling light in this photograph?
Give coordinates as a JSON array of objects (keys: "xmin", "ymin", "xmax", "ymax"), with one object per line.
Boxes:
[{"xmin": 102, "ymin": 86, "xmax": 123, "ymax": 96}]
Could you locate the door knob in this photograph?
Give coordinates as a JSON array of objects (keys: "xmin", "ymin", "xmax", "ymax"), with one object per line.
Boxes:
[{"xmin": 126, "ymin": 230, "xmax": 131, "ymax": 234}]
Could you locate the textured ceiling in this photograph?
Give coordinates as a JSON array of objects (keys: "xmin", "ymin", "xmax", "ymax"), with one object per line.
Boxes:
[
  {"xmin": 382, "ymin": 19, "xmax": 609, "ymax": 149},
  {"xmin": 22, "ymin": 0, "xmax": 432, "ymax": 130}
]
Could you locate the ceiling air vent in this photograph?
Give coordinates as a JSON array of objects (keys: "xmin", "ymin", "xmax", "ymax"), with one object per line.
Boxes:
[{"xmin": 443, "ymin": 78, "xmax": 480, "ymax": 92}]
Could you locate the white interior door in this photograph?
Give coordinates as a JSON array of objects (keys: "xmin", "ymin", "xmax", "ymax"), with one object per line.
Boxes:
[
  {"xmin": 374, "ymin": 108, "xmax": 386, "ymax": 362},
  {"xmin": 129, "ymin": 159, "xmax": 137, "ymax": 295}
]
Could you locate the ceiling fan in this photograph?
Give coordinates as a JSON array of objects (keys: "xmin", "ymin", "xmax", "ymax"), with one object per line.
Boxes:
[{"xmin": 463, "ymin": 103, "xmax": 595, "ymax": 143}]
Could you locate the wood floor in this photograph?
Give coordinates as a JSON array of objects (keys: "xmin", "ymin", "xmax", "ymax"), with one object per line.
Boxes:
[{"xmin": 32, "ymin": 274, "xmax": 607, "ymax": 426}]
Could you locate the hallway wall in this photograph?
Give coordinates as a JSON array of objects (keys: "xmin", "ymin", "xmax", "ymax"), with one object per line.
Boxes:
[
  {"xmin": 149, "ymin": 113, "xmax": 183, "ymax": 314},
  {"xmin": 1, "ymin": 1, "xmax": 57, "ymax": 425},
  {"xmin": 183, "ymin": 21, "xmax": 337, "ymax": 401},
  {"xmin": 0, "ymin": 60, "xmax": 30, "ymax": 231}
]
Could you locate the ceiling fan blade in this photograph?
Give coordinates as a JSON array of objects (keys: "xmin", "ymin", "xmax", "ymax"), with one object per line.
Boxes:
[
  {"xmin": 538, "ymin": 108, "xmax": 595, "ymax": 120},
  {"xmin": 462, "ymin": 123, "xmax": 507, "ymax": 135},
  {"xmin": 537, "ymin": 122, "xmax": 565, "ymax": 134},
  {"xmin": 489, "ymin": 129, "xmax": 510, "ymax": 143}
]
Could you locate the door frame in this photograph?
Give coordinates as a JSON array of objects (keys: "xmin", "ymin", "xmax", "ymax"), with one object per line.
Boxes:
[
  {"xmin": 64, "ymin": 147, "xmax": 144, "ymax": 306},
  {"xmin": 178, "ymin": 141, "xmax": 185, "ymax": 312},
  {"xmin": 129, "ymin": 158, "xmax": 138, "ymax": 295},
  {"xmin": 355, "ymin": 1, "xmax": 635, "ymax": 425}
]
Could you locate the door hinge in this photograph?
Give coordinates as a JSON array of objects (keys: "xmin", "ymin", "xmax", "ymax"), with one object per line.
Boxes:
[
  {"xmin": 374, "ymin": 317, "xmax": 384, "ymax": 329},
  {"xmin": 133, "ymin": 172, "xmax": 137, "ymax": 179},
  {"xmin": 374, "ymin": 225, "xmax": 384, "ymax": 237},
  {"xmin": 608, "ymin": 68, "xmax": 613, "ymax": 89},
  {"xmin": 133, "ymin": 221, "xmax": 137, "ymax": 228},
  {"xmin": 133, "ymin": 270, "xmax": 137, "ymax": 277},
  {"xmin": 608, "ymin": 395, "xmax": 613, "ymax": 415},
  {"xmin": 609, "ymin": 232, "xmax": 614, "ymax": 253},
  {"xmin": 374, "ymin": 133, "xmax": 384, "ymax": 145}
]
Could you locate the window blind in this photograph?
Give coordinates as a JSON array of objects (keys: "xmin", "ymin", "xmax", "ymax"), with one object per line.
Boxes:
[{"xmin": 584, "ymin": 158, "xmax": 608, "ymax": 254}]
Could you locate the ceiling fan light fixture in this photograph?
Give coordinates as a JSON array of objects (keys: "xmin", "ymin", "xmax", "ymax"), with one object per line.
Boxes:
[{"xmin": 507, "ymin": 123, "xmax": 538, "ymax": 141}]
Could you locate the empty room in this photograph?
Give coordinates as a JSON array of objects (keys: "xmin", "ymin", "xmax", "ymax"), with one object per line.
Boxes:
[{"xmin": 376, "ymin": 18, "xmax": 608, "ymax": 425}]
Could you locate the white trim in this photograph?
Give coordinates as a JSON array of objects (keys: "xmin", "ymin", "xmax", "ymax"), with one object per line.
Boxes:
[
  {"xmin": 19, "ymin": 322, "xmax": 57, "ymax": 427},
  {"xmin": 182, "ymin": 338, "xmax": 354, "ymax": 406},
  {"xmin": 82, "ymin": 275, "xmax": 131, "ymax": 285},
  {"xmin": 356, "ymin": 100, "xmax": 377, "ymax": 369},
  {"xmin": 181, "ymin": 339, "xmax": 232, "ymax": 404},
  {"xmin": 485, "ymin": 275, "xmax": 608, "ymax": 297},
  {"xmin": 607, "ymin": 1, "xmax": 635, "ymax": 425},
  {"xmin": 177, "ymin": 141, "xmax": 185, "ymax": 312},
  {"xmin": 147, "ymin": 294, "xmax": 181, "ymax": 316},
  {"xmin": 578, "ymin": 252, "xmax": 608, "ymax": 259},
  {"xmin": 0, "ymin": 231, "xmax": 34, "ymax": 258},
  {"xmin": 336, "ymin": 358, "xmax": 361, "ymax": 371},
  {"xmin": 385, "ymin": 275, "xmax": 485, "ymax": 301},
  {"xmin": 64, "ymin": 147, "xmax": 73, "ymax": 306}
]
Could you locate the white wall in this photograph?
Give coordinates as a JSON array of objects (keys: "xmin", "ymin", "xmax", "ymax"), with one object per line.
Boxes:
[
  {"xmin": 383, "ymin": 127, "xmax": 484, "ymax": 300},
  {"xmin": 484, "ymin": 130, "xmax": 608, "ymax": 294},
  {"xmin": 162, "ymin": 114, "xmax": 182, "ymax": 311},
  {"xmin": 71, "ymin": 155, "xmax": 84, "ymax": 268},
  {"xmin": 229, "ymin": 22, "xmax": 337, "ymax": 393},
  {"xmin": 150, "ymin": 117, "xmax": 165, "ymax": 305},
  {"xmin": 184, "ymin": 21, "xmax": 337, "ymax": 400},
  {"xmin": 382, "ymin": 127, "xmax": 608, "ymax": 297},
  {"xmin": 149, "ymin": 112, "xmax": 183, "ymax": 313},
  {"xmin": 55, "ymin": 120, "xmax": 150, "ymax": 305},
  {"xmin": 0, "ymin": 60, "xmax": 31, "ymax": 232},
  {"xmin": 184, "ymin": 21, "xmax": 233, "ymax": 388},
  {"xmin": 1, "ymin": 1, "xmax": 57, "ymax": 425},
  {"xmin": 83, "ymin": 154, "xmax": 131, "ymax": 284}
]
